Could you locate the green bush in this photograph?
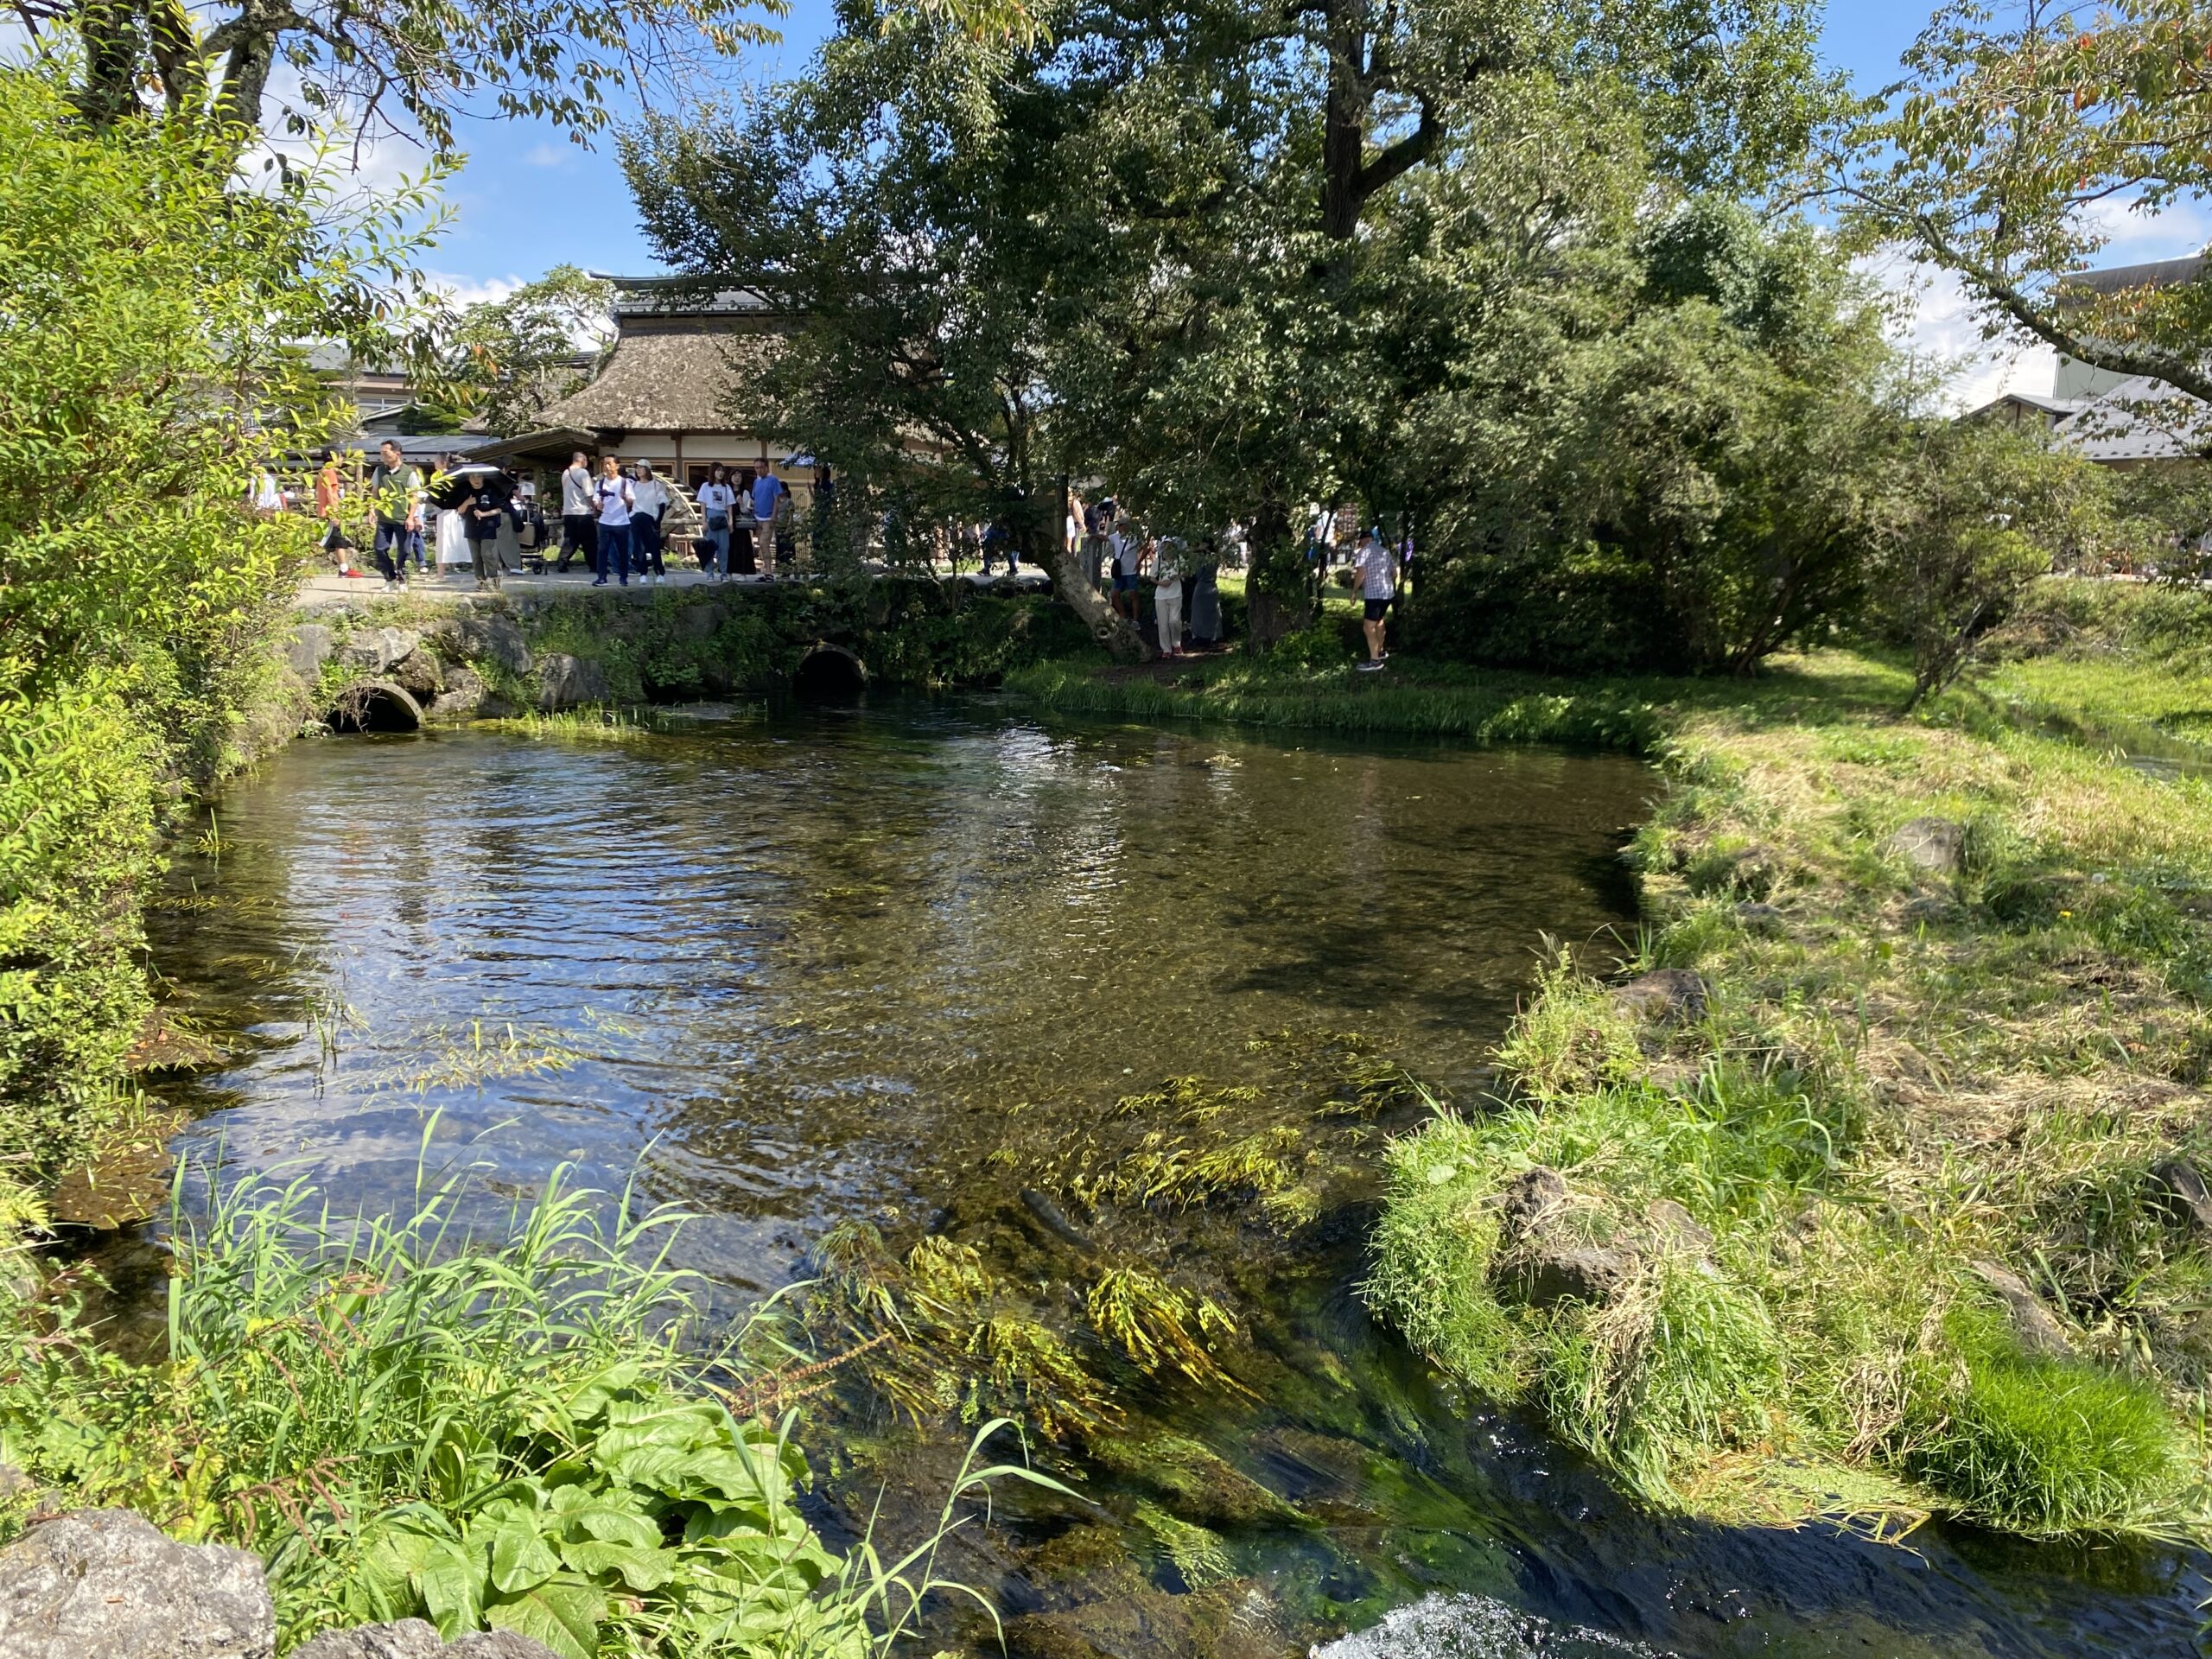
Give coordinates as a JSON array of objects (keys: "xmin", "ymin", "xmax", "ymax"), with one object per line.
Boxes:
[
  {"xmin": 0, "ymin": 66, "xmax": 427, "ymax": 1186},
  {"xmin": 0, "ymin": 685, "xmax": 162, "ymax": 1179}
]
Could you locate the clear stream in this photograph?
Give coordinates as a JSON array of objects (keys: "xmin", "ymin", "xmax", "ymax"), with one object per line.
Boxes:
[{"xmin": 139, "ymin": 700, "xmax": 2212, "ymax": 1658}]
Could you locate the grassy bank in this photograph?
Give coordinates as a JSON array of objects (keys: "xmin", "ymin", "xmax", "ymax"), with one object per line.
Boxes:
[
  {"xmin": 1017, "ymin": 579, "xmax": 2212, "ymax": 1541},
  {"xmin": 0, "ymin": 1156, "xmax": 1035, "ymax": 1656}
]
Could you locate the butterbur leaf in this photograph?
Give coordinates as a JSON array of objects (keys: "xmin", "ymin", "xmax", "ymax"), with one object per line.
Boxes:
[
  {"xmin": 485, "ymin": 1578, "xmax": 606, "ymax": 1659},
  {"xmin": 547, "ymin": 1481, "xmax": 661, "ymax": 1548},
  {"xmin": 560, "ymin": 1537, "xmax": 680, "ymax": 1590},
  {"xmin": 489, "ymin": 1516, "xmax": 563, "ymax": 1593},
  {"xmin": 414, "ymin": 1535, "xmax": 487, "ymax": 1640},
  {"xmin": 561, "ymin": 1360, "xmax": 646, "ymax": 1429}
]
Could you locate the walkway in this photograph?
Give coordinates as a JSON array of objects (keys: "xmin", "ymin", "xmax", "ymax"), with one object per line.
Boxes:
[{"xmin": 297, "ymin": 563, "xmax": 1055, "ymax": 607}]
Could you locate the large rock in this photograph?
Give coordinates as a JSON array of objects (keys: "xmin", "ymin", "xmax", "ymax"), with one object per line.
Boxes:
[
  {"xmin": 536, "ymin": 652, "xmax": 609, "ymax": 710},
  {"xmin": 1492, "ymin": 1166, "xmax": 1638, "ymax": 1309},
  {"xmin": 1884, "ymin": 816, "xmax": 1967, "ymax": 876},
  {"xmin": 424, "ymin": 664, "xmax": 500, "ymax": 723},
  {"xmin": 294, "ymin": 1619, "xmax": 559, "ymax": 1659},
  {"xmin": 1970, "ymin": 1259, "xmax": 2074, "ymax": 1358},
  {"xmin": 0, "ymin": 1509, "xmax": 271, "ymax": 1659},
  {"xmin": 388, "ymin": 648, "xmax": 444, "ymax": 699},
  {"xmin": 284, "ymin": 623, "xmax": 334, "ymax": 682},
  {"xmin": 2150, "ymin": 1159, "xmax": 2212, "ymax": 1236},
  {"xmin": 340, "ymin": 626, "xmax": 423, "ymax": 675},
  {"xmin": 434, "ymin": 611, "xmax": 533, "ymax": 678},
  {"xmin": 1610, "ymin": 969, "xmax": 1708, "ymax": 1024}
]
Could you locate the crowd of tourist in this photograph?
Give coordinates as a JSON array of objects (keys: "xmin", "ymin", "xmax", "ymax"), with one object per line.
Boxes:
[{"xmin": 289, "ymin": 448, "xmax": 1400, "ymax": 664}]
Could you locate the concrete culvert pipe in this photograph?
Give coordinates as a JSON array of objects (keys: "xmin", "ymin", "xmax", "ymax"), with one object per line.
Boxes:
[
  {"xmin": 326, "ymin": 679, "xmax": 423, "ymax": 734},
  {"xmin": 791, "ymin": 645, "xmax": 867, "ymax": 702}
]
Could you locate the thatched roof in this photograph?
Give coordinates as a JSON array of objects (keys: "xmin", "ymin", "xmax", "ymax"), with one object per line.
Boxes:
[{"xmin": 536, "ymin": 329, "xmax": 777, "ymax": 434}]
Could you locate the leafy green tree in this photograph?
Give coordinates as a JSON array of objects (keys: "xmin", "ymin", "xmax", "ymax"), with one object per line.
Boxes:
[
  {"xmin": 1868, "ymin": 423, "xmax": 2110, "ymax": 708},
  {"xmin": 1840, "ymin": 0, "xmax": 2212, "ymax": 415},
  {"xmin": 429, "ymin": 265, "xmax": 614, "ymax": 436},
  {"xmin": 1410, "ymin": 200, "xmax": 1902, "ymax": 674},
  {"xmin": 0, "ymin": 60, "xmax": 431, "ymax": 1184},
  {"xmin": 36, "ymin": 0, "xmax": 782, "ymax": 156}
]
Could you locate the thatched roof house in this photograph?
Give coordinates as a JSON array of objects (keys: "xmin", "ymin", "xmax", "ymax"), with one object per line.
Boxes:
[{"xmin": 475, "ymin": 276, "xmax": 800, "ymax": 495}]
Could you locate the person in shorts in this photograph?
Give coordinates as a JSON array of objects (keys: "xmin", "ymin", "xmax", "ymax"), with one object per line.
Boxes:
[
  {"xmin": 1108, "ymin": 517, "xmax": 1143, "ymax": 624},
  {"xmin": 1352, "ymin": 527, "xmax": 1396, "ymax": 671}
]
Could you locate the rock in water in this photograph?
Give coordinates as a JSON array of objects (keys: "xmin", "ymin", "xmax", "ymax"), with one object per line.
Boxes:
[
  {"xmin": 1883, "ymin": 817, "xmax": 1967, "ymax": 876},
  {"xmin": 1609, "ymin": 969, "xmax": 1708, "ymax": 1024},
  {"xmin": 0, "ymin": 1510, "xmax": 271, "ymax": 1659},
  {"xmin": 295, "ymin": 1620, "xmax": 560, "ymax": 1658},
  {"xmin": 535, "ymin": 652, "xmax": 609, "ymax": 710}
]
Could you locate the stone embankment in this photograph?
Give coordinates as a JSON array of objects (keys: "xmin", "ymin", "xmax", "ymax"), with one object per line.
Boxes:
[
  {"xmin": 0, "ymin": 1510, "xmax": 556, "ymax": 1658},
  {"xmin": 278, "ymin": 579, "xmax": 1090, "ymax": 733}
]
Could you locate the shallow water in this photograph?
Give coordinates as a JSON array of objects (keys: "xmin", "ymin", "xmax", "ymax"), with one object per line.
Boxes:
[{"xmin": 143, "ymin": 700, "xmax": 2212, "ymax": 1658}]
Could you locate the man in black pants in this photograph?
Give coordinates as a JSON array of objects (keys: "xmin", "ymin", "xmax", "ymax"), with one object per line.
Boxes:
[
  {"xmin": 556, "ymin": 449, "xmax": 596, "ymax": 572},
  {"xmin": 365, "ymin": 438, "xmax": 418, "ymax": 591}
]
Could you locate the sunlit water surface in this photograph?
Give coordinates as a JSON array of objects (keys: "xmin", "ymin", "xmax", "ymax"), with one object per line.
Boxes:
[{"xmin": 143, "ymin": 701, "xmax": 2211, "ymax": 1658}]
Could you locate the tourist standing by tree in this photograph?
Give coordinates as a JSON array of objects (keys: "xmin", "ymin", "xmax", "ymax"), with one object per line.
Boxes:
[
  {"xmin": 366, "ymin": 438, "xmax": 419, "ymax": 591},
  {"xmin": 1108, "ymin": 516, "xmax": 1143, "ymax": 626},
  {"xmin": 558, "ymin": 450, "xmax": 596, "ymax": 574},
  {"xmin": 1151, "ymin": 534, "xmax": 1185, "ymax": 658},
  {"xmin": 1084, "ymin": 497, "xmax": 1113, "ymax": 589},
  {"xmin": 315, "ymin": 452, "xmax": 358, "ymax": 577},
  {"xmin": 632, "ymin": 461, "xmax": 670, "ymax": 584},
  {"xmin": 697, "ymin": 464, "xmax": 736, "ymax": 578},
  {"xmin": 749, "ymin": 461, "xmax": 784, "ymax": 575},
  {"xmin": 593, "ymin": 455, "xmax": 634, "ymax": 588},
  {"xmin": 1353, "ymin": 528, "xmax": 1395, "ymax": 672}
]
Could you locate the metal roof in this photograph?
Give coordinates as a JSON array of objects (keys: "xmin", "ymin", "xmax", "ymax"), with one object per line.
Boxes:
[
  {"xmin": 2052, "ymin": 377, "xmax": 2209, "ymax": 463},
  {"xmin": 2064, "ymin": 256, "xmax": 2205, "ymax": 296}
]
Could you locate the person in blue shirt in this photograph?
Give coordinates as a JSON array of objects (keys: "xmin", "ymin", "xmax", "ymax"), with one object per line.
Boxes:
[{"xmin": 749, "ymin": 461, "xmax": 784, "ymax": 571}]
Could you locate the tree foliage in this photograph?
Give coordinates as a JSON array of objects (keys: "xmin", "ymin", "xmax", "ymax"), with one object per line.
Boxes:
[
  {"xmin": 0, "ymin": 61, "xmax": 431, "ymax": 1181},
  {"xmin": 429, "ymin": 265, "xmax": 615, "ymax": 436},
  {"xmin": 1840, "ymin": 0, "xmax": 2212, "ymax": 419},
  {"xmin": 41, "ymin": 0, "xmax": 783, "ymax": 156}
]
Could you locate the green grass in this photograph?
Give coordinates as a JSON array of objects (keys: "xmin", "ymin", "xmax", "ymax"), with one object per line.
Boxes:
[
  {"xmin": 0, "ymin": 1142, "xmax": 1057, "ymax": 1655},
  {"xmin": 1326, "ymin": 583, "xmax": 2212, "ymax": 1539}
]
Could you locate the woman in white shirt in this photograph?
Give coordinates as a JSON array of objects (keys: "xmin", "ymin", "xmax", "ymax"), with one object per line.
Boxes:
[
  {"xmin": 696, "ymin": 465, "xmax": 737, "ymax": 579},
  {"xmin": 631, "ymin": 461, "xmax": 671, "ymax": 585},
  {"xmin": 592, "ymin": 455, "xmax": 634, "ymax": 588}
]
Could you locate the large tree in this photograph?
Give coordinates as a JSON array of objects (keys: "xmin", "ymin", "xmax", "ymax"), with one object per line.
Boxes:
[
  {"xmin": 1840, "ymin": 0, "xmax": 2212, "ymax": 417},
  {"xmin": 627, "ymin": 0, "xmax": 1838, "ymax": 648}
]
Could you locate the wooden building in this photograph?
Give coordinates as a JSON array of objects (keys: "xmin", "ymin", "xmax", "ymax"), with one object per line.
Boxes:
[{"xmin": 475, "ymin": 276, "xmax": 811, "ymax": 505}]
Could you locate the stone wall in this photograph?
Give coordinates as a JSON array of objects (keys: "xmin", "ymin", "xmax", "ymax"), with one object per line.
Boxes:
[{"xmin": 279, "ymin": 579, "xmax": 1091, "ymax": 730}]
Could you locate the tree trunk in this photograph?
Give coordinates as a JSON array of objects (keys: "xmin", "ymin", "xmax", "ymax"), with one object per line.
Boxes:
[{"xmin": 1243, "ymin": 497, "xmax": 1308, "ymax": 649}]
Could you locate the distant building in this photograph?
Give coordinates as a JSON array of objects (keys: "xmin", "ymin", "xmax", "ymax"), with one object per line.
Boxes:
[
  {"xmin": 474, "ymin": 276, "xmax": 809, "ymax": 502},
  {"xmin": 1961, "ymin": 255, "xmax": 2209, "ymax": 470}
]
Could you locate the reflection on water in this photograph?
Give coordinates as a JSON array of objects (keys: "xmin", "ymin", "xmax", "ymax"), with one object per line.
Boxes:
[
  {"xmin": 151, "ymin": 703, "xmax": 1645, "ymax": 1294},
  {"xmin": 145, "ymin": 701, "xmax": 2212, "ymax": 1659}
]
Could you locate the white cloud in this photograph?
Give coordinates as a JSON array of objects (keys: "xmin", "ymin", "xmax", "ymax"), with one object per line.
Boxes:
[
  {"xmin": 524, "ymin": 143, "xmax": 572, "ymax": 168},
  {"xmin": 422, "ymin": 272, "xmax": 526, "ymax": 308},
  {"xmin": 1859, "ymin": 251, "xmax": 2057, "ymax": 413},
  {"xmin": 1860, "ymin": 200, "xmax": 2209, "ymax": 414}
]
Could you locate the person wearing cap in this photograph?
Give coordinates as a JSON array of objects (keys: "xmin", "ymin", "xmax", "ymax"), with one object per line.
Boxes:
[{"xmin": 1352, "ymin": 526, "xmax": 1396, "ymax": 671}]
